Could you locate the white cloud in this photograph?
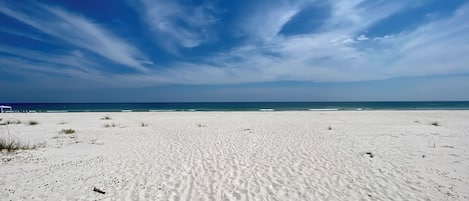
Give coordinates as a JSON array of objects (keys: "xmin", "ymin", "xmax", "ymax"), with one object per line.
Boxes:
[
  {"xmin": 1, "ymin": 0, "xmax": 468, "ymax": 89},
  {"xmin": 341, "ymin": 38, "xmax": 356, "ymax": 45},
  {"xmin": 0, "ymin": 27, "xmax": 54, "ymax": 44},
  {"xmin": 356, "ymin": 34, "xmax": 369, "ymax": 41},
  {"xmin": 136, "ymin": 0, "xmax": 218, "ymax": 51},
  {"xmin": 326, "ymin": 0, "xmax": 412, "ymax": 34},
  {"xmin": 238, "ymin": 2, "xmax": 302, "ymax": 42},
  {"xmin": 0, "ymin": 45, "xmax": 99, "ymax": 74},
  {"xmin": 125, "ymin": 1, "xmax": 469, "ymax": 85},
  {"xmin": 0, "ymin": 3, "xmax": 150, "ymax": 72},
  {"xmin": 383, "ymin": 3, "xmax": 469, "ymax": 77}
]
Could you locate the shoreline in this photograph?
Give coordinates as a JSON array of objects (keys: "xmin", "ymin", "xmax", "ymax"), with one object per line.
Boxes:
[
  {"xmin": 3, "ymin": 108, "xmax": 469, "ymax": 113},
  {"xmin": 3, "ymin": 101, "xmax": 469, "ymax": 113}
]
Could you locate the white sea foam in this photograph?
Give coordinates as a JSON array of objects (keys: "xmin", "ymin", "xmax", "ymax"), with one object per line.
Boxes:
[
  {"xmin": 308, "ymin": 108, "xmax": 339, "ymax": 111},
  {"xmin": 149, "ymin": 109, "xmax": 175, "ymax": 112},
  {"xmin": 46, "ymin": 110, "xmax": 67, "ymax": 113}
]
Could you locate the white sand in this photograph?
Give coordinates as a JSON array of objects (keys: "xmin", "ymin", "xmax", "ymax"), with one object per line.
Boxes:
[{"xmin": 1, "ymin": 111, "xmax": 468, "ymax": 201}]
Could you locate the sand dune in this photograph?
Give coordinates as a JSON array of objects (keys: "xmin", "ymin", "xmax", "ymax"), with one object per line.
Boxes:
[{"xmin": 1, "ymin": 111, "xmax": 468, "ymax": 200}]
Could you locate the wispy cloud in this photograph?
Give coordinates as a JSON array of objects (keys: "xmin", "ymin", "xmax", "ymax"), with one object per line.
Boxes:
[
  {"xmin": 0, "ymin": 2, "xmax": 150, "ymax": 72},
  {"xmin": 384, "ymin": 3, "xmax": 469, "ymax": 77},
  {"xmin": 129, "ymin": 1, "xmax": 469, "ymax": 85},
  {"xmin": 1, "ymin": 0, "xmax": 468, "ymax": 90},
  {"xmin": 325, "ymin": 0, "xmax": 410, "ymax": 33},
  {"xmin": 0, "ymin": 45, "xmax": 116, "ymax": 89},
  {"xmin": 237, "ymin": 1, "xmax": 304, "ymax": 42},
  {"xmin": 0, "ymin": 27, "xmax": 55, "ymax": 44},
  {"xmin": 136, "ymin": 0, "xmax": 218, "ymax": 52},
  {"xmin": 0, "ymin": 45, "xmax": 98, "ymax": 74}
]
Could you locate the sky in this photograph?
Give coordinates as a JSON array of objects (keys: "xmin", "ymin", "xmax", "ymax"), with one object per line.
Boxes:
[{"xmin": 0, "ymin": 0, "xmax": 469, "ymax": 102}]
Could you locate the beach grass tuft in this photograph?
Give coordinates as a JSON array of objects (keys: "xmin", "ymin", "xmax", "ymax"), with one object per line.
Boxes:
[
  {"xmin": 5, "ymin": 120, "xmax": 22, "ymax": 125},
  {"xmin": 27, "ymin": 120, "xmax": 39, "ymax": 126},
  {"xmin": 60, "ymin": 129, "xmax": 76, "ymax": 134},
  {"xmin": 104, "ymin": 123, "xmax": 116, "ymax": 128},
  {"xmin": 0, "ymin": 137, "xmax": 35, "ymax": 152},
  {"xmin": 101, "ymin": 116, "xmax": 111, "ymax": 120}
]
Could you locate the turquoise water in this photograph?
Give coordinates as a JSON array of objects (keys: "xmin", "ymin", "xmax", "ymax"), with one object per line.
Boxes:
[{"xmin": 2, "ymin": 102, "xmax": 469, "ymax": 112}]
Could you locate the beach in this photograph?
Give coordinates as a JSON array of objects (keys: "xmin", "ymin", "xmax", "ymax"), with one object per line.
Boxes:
[{"xmin": 1, "ymin": 111, "xmax": 468, "ymax": 200}]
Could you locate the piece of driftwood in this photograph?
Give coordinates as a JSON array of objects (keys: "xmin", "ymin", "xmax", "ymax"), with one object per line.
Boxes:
[{"xmin": 93, "ymin": 187, "xmax": 106, "ymax": 194}]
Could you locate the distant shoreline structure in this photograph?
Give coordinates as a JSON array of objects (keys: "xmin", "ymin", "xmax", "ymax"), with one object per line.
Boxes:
[
  {"xmin": 0, "ymin": 105, "xmax": 12, "ymax": 113},
  {"xmin": 1, "ymin": 101, "xmax": 469, "ymax": 113}
]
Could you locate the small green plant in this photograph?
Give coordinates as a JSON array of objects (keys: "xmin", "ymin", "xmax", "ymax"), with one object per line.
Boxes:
[
  {"xmin": 140, "ymin": 122, "xmax": 148, "ymax": 127},
  {"xmin": 27, "ymin": 120, "xmax": 39, "ymax": 126},
  {"xmin": 430, "ymin": 121, "xmax": 440, "ymax": 126},
  {"xmin": 101, "ymin": 116, "xmax": 111, "ymax": 120},
  {"xmin": 60, "ymin": 129, "xmax": 76, "ymax": 134}
]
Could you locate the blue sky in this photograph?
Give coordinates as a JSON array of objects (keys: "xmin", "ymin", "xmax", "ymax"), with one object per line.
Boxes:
[{"xmin": 1, "ymin": 0, "xmax": 469, "ymax": 102}]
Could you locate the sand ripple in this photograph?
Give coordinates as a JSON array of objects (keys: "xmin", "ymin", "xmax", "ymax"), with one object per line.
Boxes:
[{"xmin": 1, "ymin": 111, "xmax": 468, "ymax": 200}]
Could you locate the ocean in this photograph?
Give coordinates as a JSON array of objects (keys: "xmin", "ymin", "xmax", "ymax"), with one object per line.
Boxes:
[{"xmin": 2, "ymin": 102, "xmax": 469, "ymax": 113}]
